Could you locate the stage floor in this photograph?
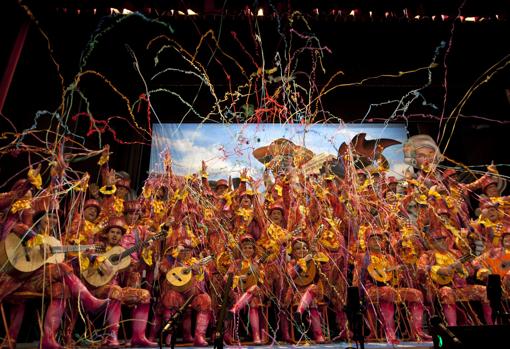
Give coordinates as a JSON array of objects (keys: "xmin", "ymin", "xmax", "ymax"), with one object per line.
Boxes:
[{"xmin": 15, "ymin": 342, "xmax": 434, "ymax": 349}]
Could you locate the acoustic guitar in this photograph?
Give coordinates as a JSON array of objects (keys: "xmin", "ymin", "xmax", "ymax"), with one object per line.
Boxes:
[
  {"xmin": 293, "ymin": 224, "xmax": 324, "ymax": 287},
  {"xmin": 430, "ymin": 253, "xmax": 475, "ymax": 286},
  {"xmin": 83, "ymin": 231, "xmax": 166, "ymax": 287},
  {"xmin": 166, "ymin": 256, "xmax": 213, "ymax": 292},
  {"xmin": 238, "ymin": 251, "xmax": 271, "ymax": 292},
  {"xmin": 0, "ymin": 233, "xmax": 101, "ymax": 278},
  {"xmin": 367, "ymin": 262, "xmax": 402, "ymax": 284}
]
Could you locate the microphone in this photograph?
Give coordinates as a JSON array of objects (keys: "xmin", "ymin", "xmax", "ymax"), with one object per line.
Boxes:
[
  {"xmin": 162, "ymin": 295, "xmax": 195, "ymax": 332},
  {"xmin": 430, "ymin": 315, "xmax": 463, "ymax": 348}
]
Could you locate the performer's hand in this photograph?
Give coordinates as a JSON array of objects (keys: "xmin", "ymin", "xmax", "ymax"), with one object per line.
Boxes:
[
  {"xmin": 478, "ymin": 269, "xmax": 490, "ymax": 281},
  {"xmin": 437, "ymin": 267, "xmax": 452, "ymax": 277},
  {"xmin": 40, "ymin": 244, "xmax": 53, "ymax": 257},
  {"xmin": 304, "ymin": 254, "xmax": 313, "ymax": 262},
  {"xmin": 100, "ymin": 259, "xmax": 114, "ymax": 275}
]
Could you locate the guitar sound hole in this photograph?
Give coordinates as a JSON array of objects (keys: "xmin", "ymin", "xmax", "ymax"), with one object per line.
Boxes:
[{"xmin": 110, "ymin": 255, "xmax": 119, "ymax": 265}]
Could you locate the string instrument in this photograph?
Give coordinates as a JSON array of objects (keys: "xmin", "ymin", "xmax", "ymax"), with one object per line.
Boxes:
[
  {"xmin": 430, "ymin": 253, "xmax": 476, "ymax": 286},
  {"xmin": 293, "ymin": 224, "xmax": 324, "ymax": 287},
  {"xmin": 238, "ymin": 251, "xmax": 271, "ymax": 292},
  {"xmin": 166, "ymin": 256, "xmax": 213, "ymax": 292},
  {"xmin": 0, "ymin": 233, "xmax": 102, "ymax": 278},
  {"xmin": 83, "ymin": 231, "xmax": 166, "ymax": 287},
  {"xmin": 367, "ymin": 262, "xmax": 402, "ymax": 284}
]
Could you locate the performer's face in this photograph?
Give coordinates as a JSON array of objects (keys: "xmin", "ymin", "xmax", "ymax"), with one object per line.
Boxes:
[
  {"xmin": 415, "ymin": 147, "xmax": 437, "ymax": 170},
  {"xmin": 178, "ymin": 248, "xmax": 192, "ymax": 260},
  {"xmin": 368, "ymin": 236, "xmax": 385, "ymax": 252},
  {"xmin": 84, "ymin": 206, "xmax": 99, "ymax": 222},
  {"xmin": 241, "ymin": 242, "xmax": 255, "ymax": 258},
  {"xmin": 292, "ymin": 241, "xmax": 308, "ymax": 259},
  {"xmin": 482, "ymin": 207, "xmax": 500, "ymax": 222},
  {"xmin": 240, "ymin": 195, "xmax": 252, "ymax": 208},
  {"xmin": 484, "ymin": 184, "xmax": 500, "ymax": 197},
  {"xmin": 125, "ymin": 211, "xmax": 140, "ymax": 225},
  {"xmin": 269, "ymin": 209, "xmax": 283, "ymax": 225},
  {"xmin": 116, "ymin": 186, "xmax": 130, "ymax": 199},
  {"xmin": 106, "ymin": 227, "xmax": 123, "ymax": 246},
  {"xmin": 502, "ymin": 235, "xmax": 510, "ymax": 249},
  {"xmin": 216, "ymin": 185, "xmax": 228, "ymax": 196},
  {"xmin": 39, "ymin": 213, "xmax": 59, "ymax": 232},
  {"xmin": 431, "ymin": 237, "xmax": 447, "ymax": 251},
  {"xmin": 156, "ymin": 187, "xmax": 167, "ymax": 200}
]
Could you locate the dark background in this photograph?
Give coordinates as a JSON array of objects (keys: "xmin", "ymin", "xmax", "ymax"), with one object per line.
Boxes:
[{"xmin": 1, "ymin": 0, "xmax": 509, "ymax": 192}]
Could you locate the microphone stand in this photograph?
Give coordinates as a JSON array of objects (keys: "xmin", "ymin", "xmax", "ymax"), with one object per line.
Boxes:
[
  {"xmin": 487, "ymin": 274, "xmax": 510, "ymax": 325},
  {"xmin": 160, "ymin": 295, "xmax": 195, "ymax": 349},
  {"xmin": 214, "ymin": 273, "xmax": 234, "ymax": 349},
  {"xmin": 345, "ymin": 286, "xmax": 365, "ymax": 349}
]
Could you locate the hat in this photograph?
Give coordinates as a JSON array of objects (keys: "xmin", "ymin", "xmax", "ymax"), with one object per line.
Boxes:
[
  {"xmin": 365, "ymin": 229, "xmax": 389, "ymax": 242},
  {"xmin": 84, "ymin": 199, "xmax": 101, "ymax": 211},
  {"xmin": 123, "ymin": 200, "xmax": 141, "ymax": 213},
  {"xmin": 240, "ymin": 234, "xmax": 256, "ymax": 244},
  {"xmin": 215, "ymin": 179, "xmax": 228, "ymax": 189},
  {"xmin": 428, "ymin": 227, "xmax": 449, "ymax": 241},
  {"xmin": 482, "ymin": 176, "xmax": 507, "ymax": 194},
  {"xmin": 239, "ymin": 189, "xmax": 255, "ymax": 198},
  {"xmin": 253, "ymin": 138, "xmax": 314, "ymax": 170},
  {"xmin": 104, "ymin": 217, "xmax": 127, "ymax": 234},
  {"xmin": 116, "ymin": 178, "xmax": 131, "ymax": 190},
  {"xmin": 268, "ymin": 201, "xmax": 285, "ymax": 213},
  {"xmin": 291, "ymin": 236, "xmax": 309, "ymax": 248},
  {"xmin": 403, "ymin": 134, "xmax": 444, "ymax": 166}
]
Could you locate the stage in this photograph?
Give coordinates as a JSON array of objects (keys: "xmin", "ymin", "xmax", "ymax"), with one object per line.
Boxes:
[{"xmin": 14, "ymin": 342, "xmax": 434, "ymax": 349}]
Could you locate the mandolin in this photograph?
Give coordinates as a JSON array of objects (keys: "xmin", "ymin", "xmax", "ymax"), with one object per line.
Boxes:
[
  {"xmin": 166, "ymin": 256, "xmax": 213, "ymax": 292},
  {"xmin": 0, "ymin": 233, "xmax": 102, "ymax": 278},
  {"xmin": 293, "ymin": 224, "xmax": 325, "ymax": 287},
  {"xmin": 83, "ymin": 231, "xmax": 166, "ymax": 287}
]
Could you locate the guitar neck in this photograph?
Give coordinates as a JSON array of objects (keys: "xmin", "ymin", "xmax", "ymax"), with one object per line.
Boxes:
[
  {"xmin": 117, "ymin": 232, "xmax": 165, "ymax": 260},
  {"xmin": 51, "ymin": 245, "xmax": 95, "ymax": 253}
]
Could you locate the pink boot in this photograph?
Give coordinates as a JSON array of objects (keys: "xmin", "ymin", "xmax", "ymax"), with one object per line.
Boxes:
[
  {"xmin": 8, "ymin": 303, "xmax": 25, "ymax": 344},
  {"xmin": 131, "ymin": 304, "xmax": 158, "ymax": 347},
  {"xmin": 279, "ymin": 313, "xmax": 292, "ymax": 343},
  {"xmin": 410, "ymin": 303, "xmax": 432, "ymax": 341},
  {"xmin": 103, "ymin": 300, "xmax": 121, "ymax": 347},
  {"xmin": 249, "ymin": 308, "xmax": 262, "ymax": 344},
  {"xmin": 380, "ymin": 301, "xmax": 399, "ymax": 344},
  {"xmin": 482, "ymin": 303, "xmax": 493, "ymax": 325},
  {"xmin": 230, "ymin": 286, "xmax": 257, "ymax": 313},
  {"xmin": 64, "ymin": 273, "xmax": 108, "ymax": 312},
  {"xmin": 310, "ymin": 308, "xmax": 326, "ymax": 343},
  {"xmin": 182, "ymin": 311, "xmax": 194, "ymax": 342},
  {"xmin": 333, "ymin": 311, "xmax": 352, "ymax": 341},
  {"xmin": 443, "ymin": 304, "xmax": 457, "ymax": 326},
  {"xmin": 194, "ymin": 311, "xmax": 210, "ymax": 346},
  {"xmin": 41, "ymin": 299, "xmax": 65, "ymax": 349},
  {"xmin": 297, "ymin": 287, "xmax": 315, "ymax": 314},
  {"xmin": 148, "ymin": 311, "xmax": 162, "ymax": 342}
]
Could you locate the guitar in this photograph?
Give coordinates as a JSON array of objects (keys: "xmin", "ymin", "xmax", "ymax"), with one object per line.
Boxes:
[
  {"xmin": 166, "ymin": 256, "xmax": 213, "ymax": 292},
  {"xmin": 367, "ymin": 262, "xmax": 402, "ymax": 283},
  {"xmin": 238, "ymin": 251, "xmax": 271, "ymax": 292},
  {"xmin": 430, "ymin": 253, "xmax": 476, "ymax": 286},
  {"xmin": 0, "ymin": 233, "xmax": 102, "ymax": 278},
  {"xmin": 83, "ymin": 231, "xmax": 166, "ymax": 287},
  {"xmin": 293, "ymin": 224, "xmax": 324, "ymax": 287}
]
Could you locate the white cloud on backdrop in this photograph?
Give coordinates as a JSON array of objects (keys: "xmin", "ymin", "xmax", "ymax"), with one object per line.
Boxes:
[{"xmin": 150, "ymin": 123, "xmax": 408, "ymax": 180}]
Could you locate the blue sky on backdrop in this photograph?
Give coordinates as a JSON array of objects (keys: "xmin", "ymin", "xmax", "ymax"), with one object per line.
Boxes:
[{"xmin": 150, "ymin": 123, "xmax": 408, "ymax": 180}]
